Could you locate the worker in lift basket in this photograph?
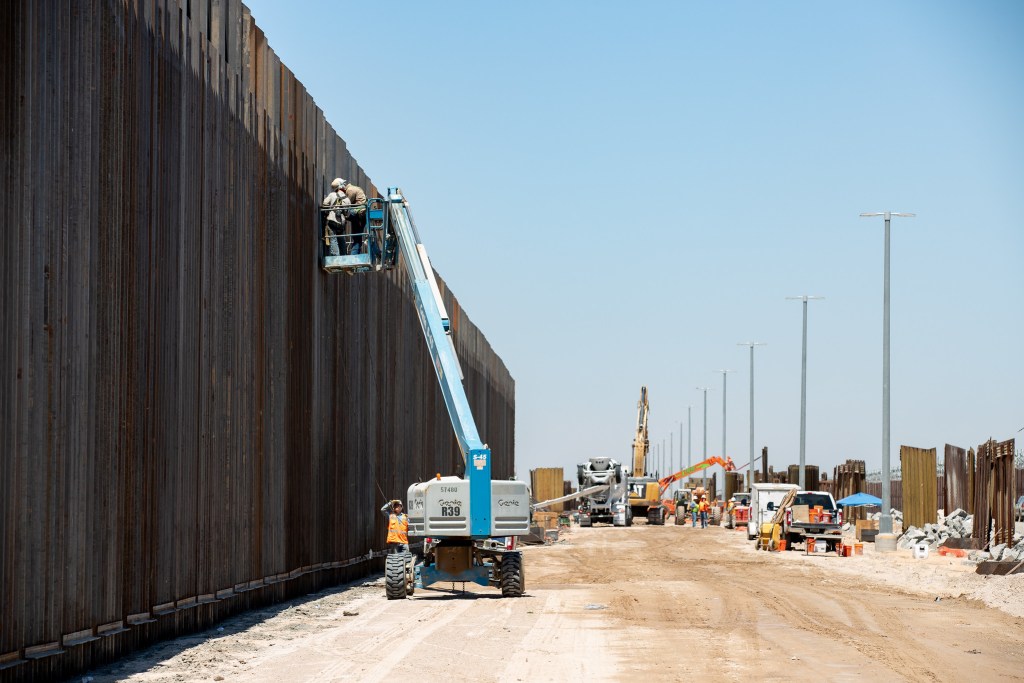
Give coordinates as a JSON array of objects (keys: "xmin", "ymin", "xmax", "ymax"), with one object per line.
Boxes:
[
  {"xmin": 335, "ymin": 178, "xmax": 367, "ymax": 255},
  {"xmin": 321, "ymin": 178, "xmax": 351, "ymax": 256},
  {"xmin": 699, "ymin": 497, "xmax": 710, "ymax": 529},
  {"xmin": 380, "ymin": 499, "xmax": 409, "ymax": 554}
]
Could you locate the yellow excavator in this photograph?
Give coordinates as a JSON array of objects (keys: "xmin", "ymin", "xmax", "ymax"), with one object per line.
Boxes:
[{"xmin": 626, "ymin": 387, "xmax": 667, "ymax": 524}]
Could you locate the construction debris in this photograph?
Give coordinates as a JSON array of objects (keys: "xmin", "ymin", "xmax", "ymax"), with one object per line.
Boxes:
[{"xmin": 895, "ymin": 508, "xmax": 1024, "ymax": 561}]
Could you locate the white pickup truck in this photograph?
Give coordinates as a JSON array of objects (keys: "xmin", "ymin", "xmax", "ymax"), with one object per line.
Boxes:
[{"xmin": 782, "ymin": 490, "xmax": 843, "ymax": 551}]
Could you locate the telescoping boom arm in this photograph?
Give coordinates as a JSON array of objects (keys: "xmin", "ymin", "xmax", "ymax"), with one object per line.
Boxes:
[{"xmin": 386, "ymin": 189, "xmax": 493, "ymax": 537}]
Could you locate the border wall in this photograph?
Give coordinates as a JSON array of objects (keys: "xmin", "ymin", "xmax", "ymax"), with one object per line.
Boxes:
[{"xmin": 0, "ymin": 1, "xmax": 515, "ymax": 679}]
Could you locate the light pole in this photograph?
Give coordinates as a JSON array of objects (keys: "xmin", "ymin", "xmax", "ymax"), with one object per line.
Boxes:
[
  {"xmin": 670, "ymin": 431, "xmax": 674, "ymax": 480},
  {"xmin": 696, "ymin": 388, "xmax": 710, "ymax": 466},
  {"xmin": 687, "ymin": 407, "xmax": 692, "ymax": 468},
  {"xmin": 738, "ymin": 342, "xmax": 766, "ymax": 489},
  {"xmin": 786, "ymin": 296, "xmax": 823, "ymax": 489},
  {"xmin": 860, "ymin": 211, "xmax": 914, "ymax": 548},
  {"xmin": 715, "ymin": 370, "xmax": 735, "ymax": 497},
  {"xmin": 678, "ymin": 420, "xmax": 684, "ymax": 493}
]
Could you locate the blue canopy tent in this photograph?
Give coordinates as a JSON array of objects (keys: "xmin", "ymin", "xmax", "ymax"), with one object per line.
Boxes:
[{"xmin": 835, "ymin": 492, "xmax": 882, "ymax": 507}]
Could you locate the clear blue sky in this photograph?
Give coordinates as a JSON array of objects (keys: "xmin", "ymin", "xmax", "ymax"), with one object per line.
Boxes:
[{"xmin": 244, "ymin": 1, "xmax": 1023, "ymax": 482}]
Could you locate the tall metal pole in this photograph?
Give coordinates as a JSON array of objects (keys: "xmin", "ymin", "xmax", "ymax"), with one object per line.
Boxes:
[
  {"xmin": 696, "ymin": 388, "xmax": 710, "ymax": 465},
  {"xmin": 678, "ymin": 421, "xmax": 684, "ymax": 493},
  {"xmin": 860, "ymin": 211, "xmax": 914, "ymax": 544},
  {"xmin": 715, "ymin": 371, "xmax": 734, "ymax": 493},
  {"xmin": 670, "ymin": 431, "xmax": 674, "ymax": 479},
  {"xmin": 738, "ymin": 342, "xmax": 765, "ymax": 490},
  {"xmin": 800, "ymin": 300, "xmax": 808, "ymax": 490},
  {"xmin": 786, "ymin": 296, "xmax": 823, "ymax": 489},
  {"xmin": 703, "ymin": 391, "xmax": 708, "ymax": 461},
  {"xmin": 686, "ymin": 408, "xmax": 692, "ymax": 470},
  {"xmin": 883, "ymin": 217, "xmax": 890, "ymax": 531}
]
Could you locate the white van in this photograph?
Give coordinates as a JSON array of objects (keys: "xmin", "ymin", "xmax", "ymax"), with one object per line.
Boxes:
[{"xmin": 747, "ymin": 483, "xmax": 799, "ymax": 541}]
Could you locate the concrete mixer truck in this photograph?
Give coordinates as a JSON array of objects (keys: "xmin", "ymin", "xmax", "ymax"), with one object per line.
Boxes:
[{"xmin": 576, "ymin": 457, "xmax": 631, "ymax": 527}]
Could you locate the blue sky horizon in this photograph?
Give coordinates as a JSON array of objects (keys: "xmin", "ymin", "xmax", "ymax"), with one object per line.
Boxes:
[{"xmin": 243, "ymin": 0, "xmax": 1023, "ymax": 483}]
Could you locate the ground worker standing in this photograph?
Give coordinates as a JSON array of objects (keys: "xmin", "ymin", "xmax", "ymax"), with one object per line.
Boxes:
[
  {"xmin": 380, "ymin": 499, "xmax": 409, "ymax": 555},
  {"xmin": 690, "ymin": 498, "xmax": 700, "ymax": 528},
  {"xmin": 699, "ymin": 497, "xmax": 710, "ymax": 529}
]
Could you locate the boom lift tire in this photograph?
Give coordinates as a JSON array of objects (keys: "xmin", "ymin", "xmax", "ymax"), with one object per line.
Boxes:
[
  {"xmin": 406, "ymin": 555, "xmax": 416, "ymax": 597},
  {"xmin": 385, "ymin": 554, "xmax": 408, "ymax": 600},
  {"xmin": 500, "ymin": 552, "xmax": 525, "ymax": 598}
]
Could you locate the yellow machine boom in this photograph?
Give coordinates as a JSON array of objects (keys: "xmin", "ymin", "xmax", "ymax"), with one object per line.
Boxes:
[{"xmin": 631, "ymin": 386, "xmax": 649, "ymax": 476}]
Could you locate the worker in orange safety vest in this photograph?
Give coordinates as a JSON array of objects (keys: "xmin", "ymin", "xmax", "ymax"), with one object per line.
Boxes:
[
  {"xmin": 698, "ymin": 497, "xmax": 710, "ymax": 529},
  {"xmin": 380, "ymin": 499, "xmax": 409, "ymax": 554}
]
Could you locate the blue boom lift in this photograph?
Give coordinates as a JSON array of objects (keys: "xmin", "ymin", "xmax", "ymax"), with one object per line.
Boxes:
[{"xmin": 320, "ymin": 189, "xmax": 531, "ymax": 598}]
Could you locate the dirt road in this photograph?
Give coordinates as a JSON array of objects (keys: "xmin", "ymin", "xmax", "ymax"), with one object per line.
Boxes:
[{"xmin": 89, "ymin": 524, "xmax": 1024, "ymax": 682}]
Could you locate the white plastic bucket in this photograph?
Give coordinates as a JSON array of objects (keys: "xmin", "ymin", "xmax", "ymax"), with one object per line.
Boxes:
[{"xmin": 912, "ymin": 542, "xmax": 930, "ymax": 559}]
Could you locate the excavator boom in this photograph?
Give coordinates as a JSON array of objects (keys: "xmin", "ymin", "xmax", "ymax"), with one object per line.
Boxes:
[
  {"xmin": 657, "ymin": 456, "xmax": 736, "ymax": 497},
  {"xmin": 631, "ymin": 386, "xmax": 650, "ymax": 476}
]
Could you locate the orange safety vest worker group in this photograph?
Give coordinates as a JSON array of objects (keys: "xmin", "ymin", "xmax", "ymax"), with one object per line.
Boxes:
[{"xmin": 381, "ymin": 499, "xmax": 409, "ymax": 553}]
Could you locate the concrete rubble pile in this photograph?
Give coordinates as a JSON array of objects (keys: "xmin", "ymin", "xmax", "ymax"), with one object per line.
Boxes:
[{"xmin": 892, "ymin": 508, "xmax": 1024, "ymax": 561}]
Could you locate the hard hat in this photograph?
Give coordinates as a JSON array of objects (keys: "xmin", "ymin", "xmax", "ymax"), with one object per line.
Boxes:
[{"xmin": 331, "ymin": 178, "xmax": 345, "ymax": 190}]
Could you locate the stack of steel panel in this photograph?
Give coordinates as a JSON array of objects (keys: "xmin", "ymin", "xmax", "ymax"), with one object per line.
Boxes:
[
  {"xmin": 833, "ymin": 459, "xmax": 866, "ymax": 522},
  {"xmin": 971, "ymin": 439, "xmax": 1014, "ymax": 546},
  {"xmin": 944, "ymin": 445, "xmax": 969, "ymax": 513},
  {"xmin": 901, "ymin": 446, "xmax": 937, "ymax": 530},
  {"xmin": 724, "ymin": 472, "xmax": 743, "ymax": 500},
  {"xmin": 968, "ymin": 447, "xmax": 976, "ymax": 513},
  {"xmin": 530, "ymin": 468, "xmax": 565, "ymax": 512},
  {"xmin": 787, "ymin": 464, "xmax": 819, "ymax": 491},
  {"xmin": 991, "ymin": 439, "xmax": 1016, "ymax": 547}
]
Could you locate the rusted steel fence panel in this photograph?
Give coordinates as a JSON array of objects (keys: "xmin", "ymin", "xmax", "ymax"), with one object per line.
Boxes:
[
  {"xmin": 990, "ymin": 439, "xmax": 1015, "ymax": 547},
  {"xmin": 944, "ymin": 445, "xmax": 969, "ymax": 513},
  {"xmin": 970, "ymin": 439, "xmax": 1014, "ymax": 546},
  {"xmin": 0, "ymin": 1, "xmax": 515, "ymax": 679},
  {"xmin": 973, "ymin": 442, "xmax": 992, "ymax": 543},
  {"xmin": 901, "ymin": 446, "xmax": 937, "ymax": 530},
  {"xmin": 833, "ymin": 460, "xmax": 866, "ymax": 522},
  {"xmin": 967, "ymin": 447, "xmax": 975, "ymax": 513}
]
